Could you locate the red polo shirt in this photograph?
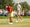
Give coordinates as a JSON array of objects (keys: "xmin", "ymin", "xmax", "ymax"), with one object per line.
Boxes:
[{"xmin": 6, "ymin": 6, "xmax": 13, "ymax": 13}]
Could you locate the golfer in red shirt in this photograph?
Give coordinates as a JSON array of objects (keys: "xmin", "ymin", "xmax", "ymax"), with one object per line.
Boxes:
[{"xmin": 6, "ymin": 5, "xmax": 13, "ymax": 24}]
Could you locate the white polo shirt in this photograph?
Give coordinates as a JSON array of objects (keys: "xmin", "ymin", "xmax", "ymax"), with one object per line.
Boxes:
[{"xmin": 17, "ymin": 4, "xmax": 21, "ymax": 10}]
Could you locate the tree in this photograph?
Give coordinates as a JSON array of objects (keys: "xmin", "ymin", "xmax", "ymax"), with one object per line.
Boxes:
[
  {"xmin": 0, "ymin": 0, "xmax": 13, "ymax": 9},
  {"xmin": 21, "ymin": 2, "xmax": 29, "ymax": 11},
  {"xmin": 4, "ymin": 0, "xmax": 13, "ymax": 6}
]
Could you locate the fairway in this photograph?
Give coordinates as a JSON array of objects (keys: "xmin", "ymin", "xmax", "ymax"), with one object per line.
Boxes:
[{"xmin": 0, "ymin": 18, "xmax": 30, "ymax": 27}]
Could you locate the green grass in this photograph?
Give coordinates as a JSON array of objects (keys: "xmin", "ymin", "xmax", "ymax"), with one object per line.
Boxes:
[
  {"xmin": 0, "ymin": 16, "xmax": 30, "ymax": 27},
  {"xmin": 0, "ymin": 18, "xmax": 30, "ymax": 27}
]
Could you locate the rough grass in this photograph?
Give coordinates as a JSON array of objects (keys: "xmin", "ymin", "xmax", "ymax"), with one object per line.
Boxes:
[{"xmin": 0, "ymin": 16, "xmax": 30, "ymax": 19}]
